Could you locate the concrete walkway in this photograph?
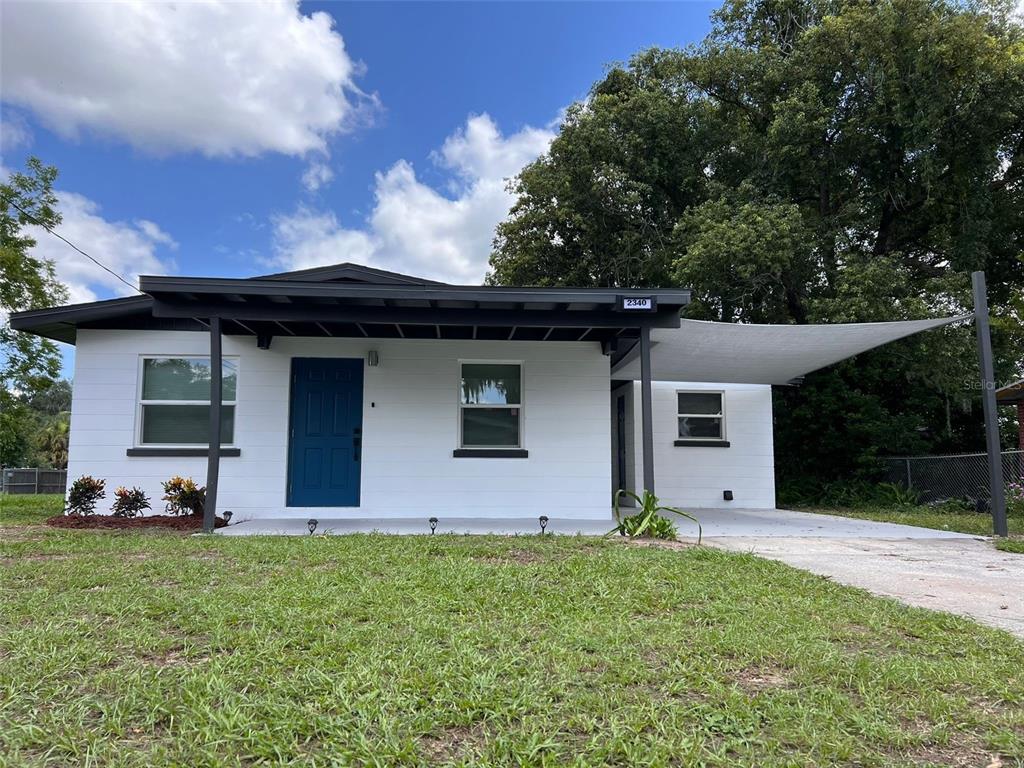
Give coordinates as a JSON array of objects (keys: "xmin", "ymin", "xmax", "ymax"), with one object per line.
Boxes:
[{"xmin": 710, "ymin": 535, "xmax": 1024, "ymax": 638}]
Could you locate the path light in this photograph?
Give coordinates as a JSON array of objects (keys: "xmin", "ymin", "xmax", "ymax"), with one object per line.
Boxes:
[
  {"xmin": 307, "ymin": 518, "xmax": 318, "ymax": 535},
  {"xmin": 539, "ymin": 515, "xmax": 549, "ymax": 534},
  {"xmin": 429, "ymin": 517, "xmax": 438, "ymax": 535},
  {"xmin": 223, "ymin": 510, "xmax": 233, "ymax": 524}
]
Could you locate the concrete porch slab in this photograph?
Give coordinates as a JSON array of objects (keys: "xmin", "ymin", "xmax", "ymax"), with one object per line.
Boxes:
[{"xmin": 215, "ymin": 507, "xmax": 974, "ymax": 539}]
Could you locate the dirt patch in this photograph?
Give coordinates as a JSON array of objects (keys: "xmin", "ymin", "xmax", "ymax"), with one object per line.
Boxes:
[
  {"xmin": 418, "ymin": 722, "xmax": 490, "ymax": 762},
  {"xmin": 732, "ymin": 665, "xmax": 792, "ymax": 694},
  {"xmin": 45, "ymin": 514, "xmax": 227, "ymax": 531},
  {"xmin": 621, "ymin": 538, "xmax": 700, "ymax": 552}
]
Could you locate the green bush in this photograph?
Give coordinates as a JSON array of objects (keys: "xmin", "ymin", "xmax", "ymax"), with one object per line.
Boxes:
[
  {"xmin": 110, "ymin": 486, "xmax": 151, "ymax": 518},
  {"xmin": 161, "ymin": 476, "xmax": 205, "ymax": 516},
  {"xmin": 64, "ymin": 476, "xmax": 105, "ymax": 516}
]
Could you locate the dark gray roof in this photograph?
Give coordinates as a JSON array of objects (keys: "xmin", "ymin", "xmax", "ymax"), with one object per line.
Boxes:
[{"xmin": 9, "ymin": 261, "xmax": 690, "ymax": 352}]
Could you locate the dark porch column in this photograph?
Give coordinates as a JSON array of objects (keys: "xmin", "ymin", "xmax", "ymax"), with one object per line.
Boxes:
[
  {"xmin": 972, "ymin": 271, "xmax": 1007, "ymax": 537},
  {"xmin": 639, "ymin": 324, "xmax": 655, "ymax": 494},
  {"xmin": 204, "ymin": 316, "xmax": 222, "ymax": 533}
]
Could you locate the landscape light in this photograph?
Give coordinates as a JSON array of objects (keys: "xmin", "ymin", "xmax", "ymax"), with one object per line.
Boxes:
[
  {"xmin": 429, "ymin": 517, "xmax": 438, "ymax": 534},
  {"xmin": 539, "ymin": 515, "xmax": 549, "ymax": 534},
  {"xmin": 307, "ymin": 518, "xmax": 318, "ymax": 535},
  {"xmin": 223, "ymin": 510, "xmax": 233, "ymax": 524}
]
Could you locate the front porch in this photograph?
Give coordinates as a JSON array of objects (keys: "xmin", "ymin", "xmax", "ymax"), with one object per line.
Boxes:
[{"xmin": 213, "ymin": 506, "xmax": 972, "ymax": 538}]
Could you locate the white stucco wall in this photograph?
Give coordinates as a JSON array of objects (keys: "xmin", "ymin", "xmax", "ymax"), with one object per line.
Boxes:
[
  {"xmin": 627, "ymin": 381, "xmax": 776, "ymax": 509},
  {"xmin": 68, "ymin": 330, "xmax": 612, "ymax": 521}
]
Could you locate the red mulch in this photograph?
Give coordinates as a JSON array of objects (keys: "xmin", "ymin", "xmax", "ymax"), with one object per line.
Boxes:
[{"xmin": 46, "ymin": 514, "xmax": 227, "ymax": 531}]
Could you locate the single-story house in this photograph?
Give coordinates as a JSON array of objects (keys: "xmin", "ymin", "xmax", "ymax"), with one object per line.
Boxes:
[{"xmin": 10, "ymin": 262, "xmax": 962, "ymax": 532}]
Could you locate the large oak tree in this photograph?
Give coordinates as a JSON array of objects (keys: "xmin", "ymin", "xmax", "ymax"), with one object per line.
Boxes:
[{"xmin": 489, "ymin": 0, "xmax": 1024, "ymax": 492}]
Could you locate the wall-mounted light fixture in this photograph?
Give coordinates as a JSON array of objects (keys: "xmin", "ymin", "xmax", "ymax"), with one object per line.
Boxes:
[
  {"xmin": 307, "ymin": 518, "xmax": 318, "ymax": 535},
  {"xmin": 367, "ymin": 350, "xmax": 380, "ymax": 367},
  {"xmin": 722, "ymin": 490, "xmax": 734, "ymax": 501}
]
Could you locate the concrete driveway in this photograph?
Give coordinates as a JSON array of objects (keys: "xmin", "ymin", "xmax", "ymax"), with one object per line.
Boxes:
[{"xmin": 690, "ymin": 509, "xmax": 1023, "ymax": 639}]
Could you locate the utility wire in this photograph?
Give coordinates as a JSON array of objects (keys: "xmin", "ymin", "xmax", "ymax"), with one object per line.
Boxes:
[{"xmin": 1, "ymin": 192, "xmax": 142, "ymax": 293}]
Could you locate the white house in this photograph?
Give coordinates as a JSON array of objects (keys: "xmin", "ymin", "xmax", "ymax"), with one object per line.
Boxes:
[{"xmin": 11, "ymin": 262, "xmax": 957, "ymax": 532}]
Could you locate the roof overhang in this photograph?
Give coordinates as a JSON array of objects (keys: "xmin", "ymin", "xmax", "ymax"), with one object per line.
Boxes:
[
  {"xmin": 997, "ymin": 380, "xmax": 1024, "ymax": 404},
  {"xmin": 10, "ymin": 276, "xmax": 692, "ymax": 348},
  {"xmin": 612, "ymin": 316, "xmax": 970, "ymax": 385}
]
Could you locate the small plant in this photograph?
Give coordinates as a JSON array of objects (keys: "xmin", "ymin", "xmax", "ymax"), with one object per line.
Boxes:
[
  {"xmin": 875, "ymin": 482, "xmax": 921, "ymax": 508},
  {"xmin": 111, "ymin": 486, "xmax": 151, "ymax": 518},
  {"xmin": 161, "ymin": 476, "xmax": 205, "ymax": 516},
  {"xmin": 609, "ymin": 489, "xmax": 701, "ymax": 543},
  {"xmin": 65, "ymin": 475, "xmax": 106, "ymax": 516},
  {"xmin": 1007, "ymin": 481, "xmax": 1024, "ymax": 517}
]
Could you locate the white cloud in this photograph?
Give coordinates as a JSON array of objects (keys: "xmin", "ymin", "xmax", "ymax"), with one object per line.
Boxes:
[
  {"xmin": 0, "ymin": 0, "xmax": 369, "ymax": 158},
  {"xmin": 302, "ymin": 161, "xmax": 335, "ymax": 193},
  {"xmin": 0, "ymin": 110, "xmax": 32, "ymax": 154},
  {"xmin": 26, "ymin": 192, "xmax": 177, "ymax": 305},
  {"xmin": 269, "ymin": 114, "xmax": 555, "ymax": 284}
]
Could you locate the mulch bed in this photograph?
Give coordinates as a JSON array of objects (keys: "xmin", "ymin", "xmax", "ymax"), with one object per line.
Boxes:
[{"xmin": 46, "ymin": 514, "xmax": 227, "ymax": 531}]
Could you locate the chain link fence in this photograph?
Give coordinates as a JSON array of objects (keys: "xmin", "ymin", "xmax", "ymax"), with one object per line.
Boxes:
[
  {"xmin": 1, "ymin": 468, "xmax": 68, "ymax": 495},
  {"xmin": 879, "ymin": 450, "xmax": 1024, "ymax": 503}
]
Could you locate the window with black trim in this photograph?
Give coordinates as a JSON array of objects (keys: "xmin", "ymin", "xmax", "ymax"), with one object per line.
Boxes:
[
  {"xmin": 676, "ymin": 391, "xmax": 724, "ymax": 441},
  {"xmin": 459, "ymin": 362, "xmax": 522, "ymax": 448},
  {"xmin": 138, "ymin": 357, "xmax": 237, "ymax": 445}
]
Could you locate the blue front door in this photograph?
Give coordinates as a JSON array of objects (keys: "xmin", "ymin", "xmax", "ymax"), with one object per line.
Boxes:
[{"xmin": 287, "ymin": 358, "xmax": 363, "ymax": 507}]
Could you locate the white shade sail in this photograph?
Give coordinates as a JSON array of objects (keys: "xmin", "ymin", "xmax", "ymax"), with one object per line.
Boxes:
[{"xmin": 612, "ymin": 316, "xmax": 971, "ymax": 385}]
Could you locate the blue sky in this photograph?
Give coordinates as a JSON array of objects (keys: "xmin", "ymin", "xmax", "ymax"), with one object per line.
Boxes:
[{"xmin": 1, "ymin": 1, "xmax": 715, "ymax": 371}]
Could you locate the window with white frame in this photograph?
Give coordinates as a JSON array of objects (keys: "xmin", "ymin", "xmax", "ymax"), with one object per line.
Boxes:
[
  {"xmin": 676, "ymin": 391, "xmax": 724, "ymax": 441},
  {"xmin": 138, "ymin": 357, "xmax": 237, "ymax": 445},
  {"xmin": 459, "ymin": 362, "xmax": 522, "ymax": 448}
]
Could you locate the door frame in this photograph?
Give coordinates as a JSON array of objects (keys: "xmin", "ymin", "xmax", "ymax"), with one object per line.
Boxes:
[{"xmin": 285, "ymin": 357, "xmax": 364, "ymax": 508}]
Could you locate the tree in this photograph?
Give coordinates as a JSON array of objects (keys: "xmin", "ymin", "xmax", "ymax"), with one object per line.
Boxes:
[
  {"xmin": 490, "ymin": 0, "xmax": 1024, "ymax": 490},
  {"xmin": 1, "ymin": 157, "xmax": 68, "ymax": 466}
]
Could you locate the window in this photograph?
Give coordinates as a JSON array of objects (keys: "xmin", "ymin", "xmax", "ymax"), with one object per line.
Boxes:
[
  {"xmin": 459, "ymin": 362, "xmax": 522, "ymax": 448},
  {"xmin": 138, "ymin": 357, "xmax": 237, "ymax": 445},
  {"xmin": 676, "ymin": 391, "xmax": 724, "ymax": 441}
]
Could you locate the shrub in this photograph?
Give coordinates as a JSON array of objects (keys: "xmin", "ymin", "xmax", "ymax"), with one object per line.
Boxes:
[
  {"xmin": 610, "ymin": 489, "xmax": 701, "ymax": 543},
  {"xmin": 111, "ymin": 486, "xmax": 151, "ymax": 518},
  {"xmin": 1007, "ymin": 481, "xmax": 1024, "ymax": 517},
  {"xmin": 161, "ymin": 476, "xmax": 205, "ymax": 516},
  {"xmin": 65, "ymin": 475, "xmax": 106, "ymax": 516},
  {"xmin": 875, "ymin": 482, "xmax": 921, "ymax": 508}
]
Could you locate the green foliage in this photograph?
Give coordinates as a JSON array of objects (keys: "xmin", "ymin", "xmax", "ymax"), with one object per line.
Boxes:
[
  {"xmin": 490, "ymin": 0, "xmax": 1024, "ymax": 491},
  {"xmin": 1, "ymin": 157, "xmax": 68, "ymax": 396},
  {"xmin": 1007, "ymin": 480, "xmax": 1024, "ymax": 517},
  {"xmin": 875, "ymin": 482, "xmax": 922, "ymax": 508},
  {"xmin": 64, "ymin": 475, "xmax": 105, "ymax": 517},
  {"xmin": 618, "ymin": 511, "xmax": 679, "ymax": 540},
  {"xmin": 611, "ymin": 489, "xmax": 701, "ymax": 542},
  {"xmin": 110, "ymin": 486, "xmax": 151, "ymax": 518},
  {"xmin": 161, "ymin": 476, "xmax": 205, "ymax": 516}
]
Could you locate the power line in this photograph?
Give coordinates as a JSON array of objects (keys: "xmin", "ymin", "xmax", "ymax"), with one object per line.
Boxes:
[{"xmin": 1, "ymin": 192, "xmax": 142, "ymax": 293}]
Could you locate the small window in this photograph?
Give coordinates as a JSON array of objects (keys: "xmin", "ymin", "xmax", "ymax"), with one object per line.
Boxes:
[
  {"xmin": 459, "ymin": 362, "xmax": 522, "ymax": 448},
  {"xmin": 138, "ymin": 357, "xmax": 237, "ymax": 445},
  {"xmin": 677, "ymin": 391, "xmax": 724, "ymax": 441}
]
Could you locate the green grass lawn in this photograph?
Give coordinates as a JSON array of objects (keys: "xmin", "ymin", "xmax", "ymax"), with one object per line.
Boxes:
[{"xmin": 2, "ymin": 496, "xmax": 1023, "ymax": 767}]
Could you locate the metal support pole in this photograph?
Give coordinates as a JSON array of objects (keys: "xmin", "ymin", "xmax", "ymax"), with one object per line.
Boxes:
[
  {"xmin": 905, "ymin": 459, "xmax": 912, "ymax": 490},
  {"xmin": 204, "ymin": 316, "xmax": 223, "ymax": 534},
  {"xmin": 972, "ymin": 271, "xmax": 1007, "ymax": 537},
  {"xmin": 639, "ymin": 324, "xmax": 655, "ymax": 494}
]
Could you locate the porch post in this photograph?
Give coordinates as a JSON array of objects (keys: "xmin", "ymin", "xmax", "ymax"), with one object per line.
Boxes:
[
  {"xmin": 639, "ymin": 324, "xmax": 655, "ymax": 494},
  {"xmin": 972, "ymin": 271, "xmax": 1007, "ymax": 537},
  {"xmin": 204, "ymin": 316, "xmax": 222, "ymax": 534}
]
